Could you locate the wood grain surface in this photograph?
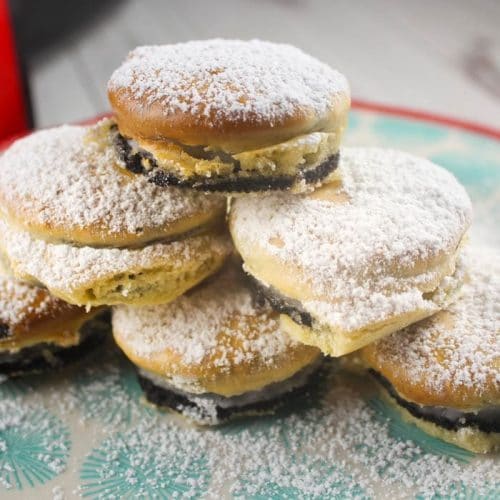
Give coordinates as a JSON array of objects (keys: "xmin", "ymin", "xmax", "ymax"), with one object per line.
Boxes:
[{"xmin": 25, "ymin": 0, "xmax": 500, "ymax": 129}]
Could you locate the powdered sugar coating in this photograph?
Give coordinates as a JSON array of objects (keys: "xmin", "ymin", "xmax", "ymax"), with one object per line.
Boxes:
[
  {"xmin": 113, "ymin": 263, "xmax": 300, "ymax": 368},
  {"xmin": 0, "ymin": 274, "xmax": 58, "ymax": 328},
  {"xmin": 231, "ymin": 147, "xmax": 472, "ymax": 332},
  {"xmin": 0, "ymin": 121, "xmax": 225, "ymax": 238},
  {"xmin": 368, "ymin": 247, "xmax": 499, "ymax": 399},
  {"xmin": 0, "ymin": 218, "xmax": 230, "ymax": 300},
  {"xmin": 108, "ymin": 39, "xmax": 349, "ymax": 125}
]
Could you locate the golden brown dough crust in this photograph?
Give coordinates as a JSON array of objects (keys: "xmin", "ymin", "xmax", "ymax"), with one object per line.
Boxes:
[
  {"xmin": 110, "ymin": 89, "xmax": 349, "ymax": 154},
  {"xmin": 0, "ymin": 269, "xmax": 98, "ymax": 352},
  {"xmin": 361, "ymin": 247, "xmax": 499, "ymax": 411},
  {"xmin": 0, "ymin": 120, "xmax": 226, "ymax": 247},
  {"xmin": 108, "ymin": 40, "xmax": 350, "ymax": 152},
  {"xmin": 0, "ymin": 219, "xmax": 232, "ymax": 308},
  {"xmin": 230, "ymin": 148, "xmax": 472, "ymax": 356},
  {"xmin": 112, "ymin": 262, "xmax": 321, "ymax": 397},
  {"xmin": 380, "ymin": 390, "xmax": 499, "ymax": 454}
]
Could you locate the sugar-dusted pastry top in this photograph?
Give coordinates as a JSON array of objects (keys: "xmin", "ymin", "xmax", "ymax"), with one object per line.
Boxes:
[
  {"xmin": 108, "ymin": 39, "xmax": 350, "ymax": 151},
  {"xmin": 0, "ymin": 267, "xmax": 91, "ymax": 351},
  {"xmin": 230, "ymin": 147, "xmax": 472, "ymax": 333},
  {"xmin": 0, "ymin": 120, "xmax": 226, "ymax": 247},
  {"xmin": 113, "ymin": 262, "xmax": 320, "ymax": 395},
  {"xmin": 0, "ymin": 218, "xmax": 231, "ymax": 307},
  {"xmin": 114, "ymin": 262, "xmax": 316, "ymax": 367},
  {"xmin": 0, "ymin": 274, "xmax": 69, "ymax": 333},
  {"xmin": 362, "ymin": 246, "xmax": 500, "ymax": 410}
]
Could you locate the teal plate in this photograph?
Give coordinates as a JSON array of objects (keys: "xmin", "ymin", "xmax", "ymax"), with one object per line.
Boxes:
[{"xmin": 1, "ymin": 106, "xmax": 499, "ymax": 499}]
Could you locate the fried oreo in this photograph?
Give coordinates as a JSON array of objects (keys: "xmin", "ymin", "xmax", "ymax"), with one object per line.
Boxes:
[
  {"xmin": 230, "ymin": 147, "xmax": 472, "ymax": 357},
  {"xmin": 0, "ymin": 269, "xmax": 106, "ymax": 377},
  {"xmin": 108, "ymin": 39, "xmax": 350, "ymax": 194},
  {"xmin": 112, "ymin": 261, "xmax": 322, "ymax": 425},
  {"xmin": 361, "ymin": 247, "xmax": 500, "ymax": 453},
  {"xmin": 0, "ymin": 121, "xmax": 231, "ymax": 308}
]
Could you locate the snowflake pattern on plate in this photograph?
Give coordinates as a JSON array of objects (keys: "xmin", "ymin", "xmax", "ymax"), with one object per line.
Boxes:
[
  {"xmin": 283, "ymin": 371, "xmax": 500, "ymax": 499},
  {"xmin": 0, "ymin": 376, "xmax": 35, "ymax": 400},
  {"xmin": 80, "ymin": 418, "xmax": 210, "ymax": 499},
  {"xmin": 228, "ymin": 426, "xmax": 369, "ymax": 500},
  {"xmin": 69, "ymin": 346, "xmax": 147, "ymax": 427},
  {"xmin": 0, "ymin": 401, "xmax": 70, "ymax": 490},
  {"xmin": 232, "ymin": 458, "xmax": 367, "ymax": 499}
]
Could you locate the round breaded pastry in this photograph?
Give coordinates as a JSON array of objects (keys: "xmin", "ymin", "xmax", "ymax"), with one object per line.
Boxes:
[
  {"xmin": 0, "ymin": 121, "xmax": 231, "ymax": 307},
  {"xmin": 0, "ymin": 119, "xmax": 227, "ymax": 247},
  {"xmin": 230, "ymin": 147, "xmax": 472, "ymax": 357},
  {"xmin": 108, "ymin": 39, "xmax": 350, "ymax": 193},
  {"xmin": 112, "ymin": 261, "xmax": 322, "ymax": 425},
  {"xmin": 361, "ymin": 247, "xmax": 499, "ymax": 453},
  {"xmin": 0, "ymin": 218, "xmax": 231, "ymax": 308},
  {"xmin": 0, "ymin": 266, "xmax": 106, "ymax": 376}
]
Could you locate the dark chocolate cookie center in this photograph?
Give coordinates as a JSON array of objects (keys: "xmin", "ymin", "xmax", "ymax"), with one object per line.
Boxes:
[
  {"xmin": 371, "ymin": 370, "xmax": 500, "ymax": 434},
  {"xmin": 112, "ymin": 127, "xmax": 339, "ymax": 193},
  {"xmin": 248, "ymin": 274, "xmax": 313, "ymax": 327},
  {"xmin": 138, "ymin": 360, "xmax": 323, "ymax": 425},
  {"xmin": 0, "ymin": 313, "xmax": 109, "ymax": 377}
]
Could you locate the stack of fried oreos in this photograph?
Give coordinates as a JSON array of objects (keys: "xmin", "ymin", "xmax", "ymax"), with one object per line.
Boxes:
[{"xmin": 0, "ymin": 39, "xmax": 497, "ymax": 453}]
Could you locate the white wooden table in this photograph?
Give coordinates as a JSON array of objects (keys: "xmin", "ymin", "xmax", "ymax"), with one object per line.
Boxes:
[{"xmin": 28, "ymin": 0, "xmax": 500, "ymax": 130}]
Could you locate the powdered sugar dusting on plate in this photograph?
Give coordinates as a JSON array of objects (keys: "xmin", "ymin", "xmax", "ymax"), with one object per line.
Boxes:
[
  {"xmin": 108, "ymin": 39, "xmax": 349, "ymax": 125},
  {"xmin": 0, "ymin": 121, "xmax": 225, "ymax": 238},
  {"xmin": 368, "ymin": 246, "xmax": 500, "ymax": 398},
  {"xmin": 113, "ymin": 263, "xmax": 300, "ymax": 367},
  {"xmin": 0, "ymin": 400, "xmax": 70, "ymax": 490},
  {"xmin": 1, "ymin": 341, "xmax": 496, "ymax": 498},
  {"xmin": 231, "ymin": 147, "xmax": 472, "ymax": 332},
  {"xmin": 76, "ymin": 371, "xmax": 499, "ymax": 499}
]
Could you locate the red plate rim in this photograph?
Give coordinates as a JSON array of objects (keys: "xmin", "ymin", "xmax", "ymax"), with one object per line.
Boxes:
[
  {"xmin": 352, "ymin": 99, "xmax": 500, "ymax": 141},
  {"xmin": 2, "ymin": 99, "xmax": 499, "ymax": 150}
]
